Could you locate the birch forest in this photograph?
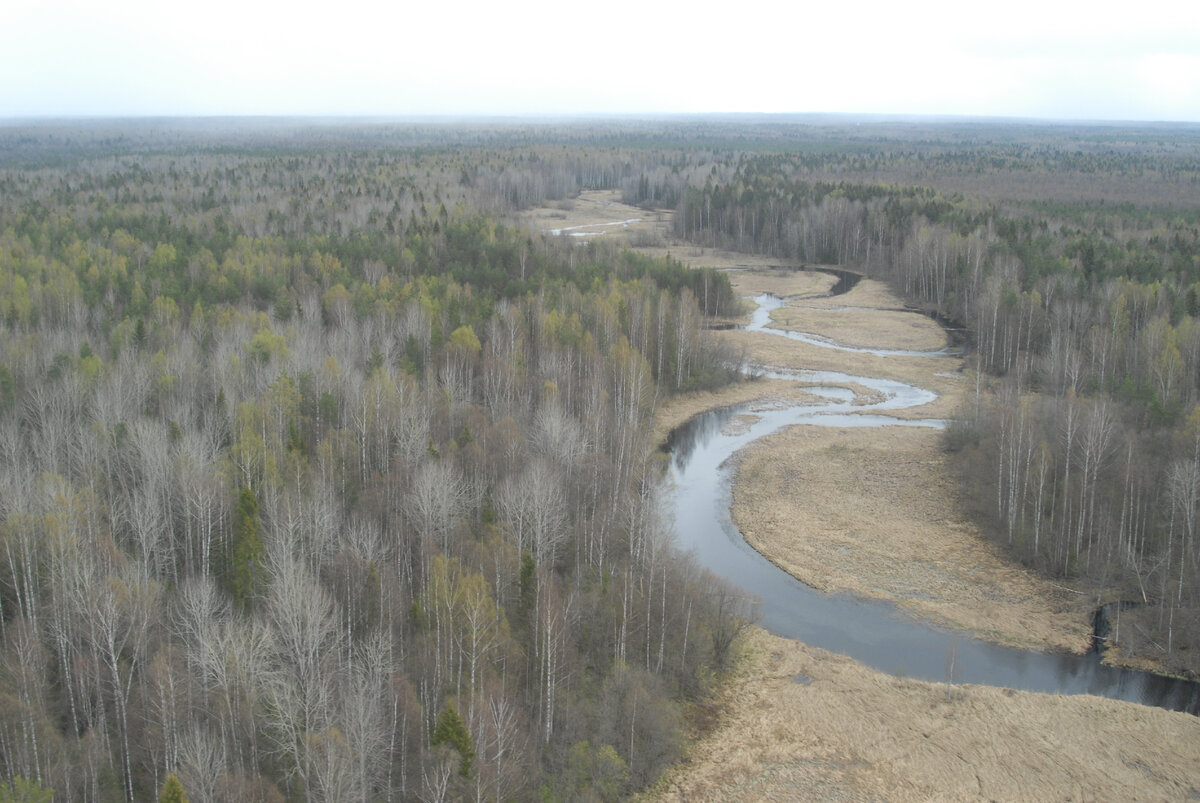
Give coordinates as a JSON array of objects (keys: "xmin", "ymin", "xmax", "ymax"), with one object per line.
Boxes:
[
  {"xmin": 2, "ymin": 117, "xmax": 1199, "ymax": 800},
  {"xmin": 0, "ymin": 121, "xmax": 744, "ymax": 801}
]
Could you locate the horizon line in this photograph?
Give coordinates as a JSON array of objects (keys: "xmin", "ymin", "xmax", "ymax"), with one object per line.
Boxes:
[{"xmin": 3, "ymin": 111, "xmax": 1200, "ymax": 128}]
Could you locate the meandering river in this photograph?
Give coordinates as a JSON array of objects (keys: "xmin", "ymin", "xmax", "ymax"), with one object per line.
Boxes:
[{"xmin": 666, "ymin": 287, "xmax": 1200, "ymax": 714}]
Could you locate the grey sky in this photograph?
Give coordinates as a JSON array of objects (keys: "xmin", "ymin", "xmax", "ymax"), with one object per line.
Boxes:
[{"xmin": 3, "ymin": 0, "xmax": 1198, "ymax": 121}]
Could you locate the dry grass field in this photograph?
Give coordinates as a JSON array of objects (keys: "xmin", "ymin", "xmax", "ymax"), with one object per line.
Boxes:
[
  {"xmin": 649, "ymin": 628, "xmax": 1200, "ymax": 802},
  {"xmin": 732, "ymin": 424, "xmax": 1092, "ymax": 654},
  {"xmin": 521, "ymin": 189, "xmax": 669, "ymax": 246}
]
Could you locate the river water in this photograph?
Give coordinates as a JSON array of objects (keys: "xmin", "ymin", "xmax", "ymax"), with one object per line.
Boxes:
[{"xmin": 666, "ymin": 288, "xmax": 1200, "ymax": 714}]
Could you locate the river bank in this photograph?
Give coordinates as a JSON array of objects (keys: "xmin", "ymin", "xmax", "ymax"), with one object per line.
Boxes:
[
  {"xmin": 726, "ymin": 274, "xmax": 1094, "ymax": 653},
  {"xmin": 523, "ymin": 195, "xmax": 1200, "ymax": 798},
  {"xmin": 656, "ymin": 267, "xmax": 1200, "ymax": 798},
  {"xmin": 732, "ymin": 424, "xmax": 1093, "ymax": 654},
  {"xmin": 651, "ymin": 627, "xmax": 1200, "ymax": 802},
  {"xmin": 661, "ymin": 271, "xmax": 1094, "ymax": 654}
]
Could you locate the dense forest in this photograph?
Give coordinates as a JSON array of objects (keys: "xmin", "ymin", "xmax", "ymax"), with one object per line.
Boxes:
[
  {"xmin": 0, "ymin": 121, "xmax": 745, "ymax": 801},
  {"xmin": 3, "ymin": 116, "xmax": 1200, "ymax": 800}
]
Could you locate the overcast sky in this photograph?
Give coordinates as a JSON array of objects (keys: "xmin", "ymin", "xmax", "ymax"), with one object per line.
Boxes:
[{"xmin": 3, "ymin": 0, "xmax": 1199, "ymax": 122}]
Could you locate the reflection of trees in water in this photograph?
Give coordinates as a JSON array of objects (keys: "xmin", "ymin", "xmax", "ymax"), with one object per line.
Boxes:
[
  {"xmin": 663, "ymin": 287, "xmax": 1200, "ymax": 715},
  {"xmin": 1048, "ymin": 649, "xmax": 1200, "ymax": 713},
  {"xmin": 661, "ymin": 406, "xmax": 741, "ymax": 470},
  {"xmin": 823, "ymin": 268, "xmax": 862, "ymax": 297},
  {"xmin": 664, "ymin": 395, "xmax": 1200, "ymax": 715}
]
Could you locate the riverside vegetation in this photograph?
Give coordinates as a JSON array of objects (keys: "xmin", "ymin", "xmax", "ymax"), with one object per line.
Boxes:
[
  {"xmin": 1, "ymin": 116, "xmax": 1199, "ymax": 799},
  {"xmin": 658, "ymin": 121, "xmax": 1200, "ymax": 676}
]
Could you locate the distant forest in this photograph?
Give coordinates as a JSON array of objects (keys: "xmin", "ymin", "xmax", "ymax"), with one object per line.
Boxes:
[{"xmin": 1, "ymin": 116, "xmax": 1199, "ymax": 800}]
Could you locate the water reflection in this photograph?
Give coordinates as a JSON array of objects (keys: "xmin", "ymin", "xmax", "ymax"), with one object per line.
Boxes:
[
  {"xmin": 666, "ymin": 399, "xmax": 1200, "ymax": 715},
  {"xmin": 668, "ymin": 285, "xmax": 1198, "ymax": 712}
]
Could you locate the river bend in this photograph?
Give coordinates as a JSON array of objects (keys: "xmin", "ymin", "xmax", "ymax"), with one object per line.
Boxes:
[{"xmin": 666, "ymin": 290, "xmax": 1200, "ymax": 714}]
